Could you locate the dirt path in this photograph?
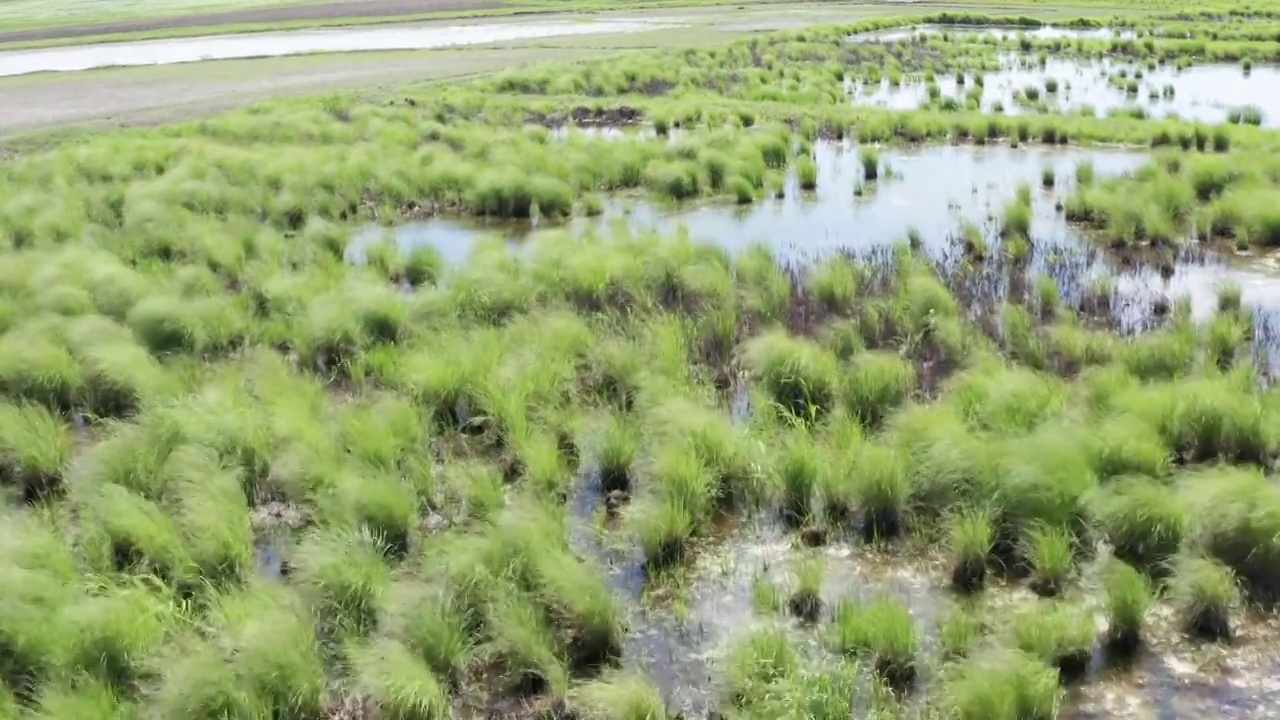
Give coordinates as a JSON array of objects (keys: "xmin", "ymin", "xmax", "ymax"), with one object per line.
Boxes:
[{"xmin": 0, "ymin": 0, "xmax": 505, "ymax": 44}]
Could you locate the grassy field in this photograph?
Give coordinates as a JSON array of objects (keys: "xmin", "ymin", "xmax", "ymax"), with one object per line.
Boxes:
[{"xmin": 4, "ymin": 2, "xmax": 1280, "ymax": 719}]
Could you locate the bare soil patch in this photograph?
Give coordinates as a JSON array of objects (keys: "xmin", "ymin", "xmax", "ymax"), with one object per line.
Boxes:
[{"xmin": 0, "ymin": 0, "xmax": 503, "ymax": 44}]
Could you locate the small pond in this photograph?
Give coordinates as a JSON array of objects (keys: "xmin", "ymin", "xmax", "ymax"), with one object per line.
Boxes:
[{"xmin": 852, "ymin": 55, "xmax": 1278, "ymax": 128}]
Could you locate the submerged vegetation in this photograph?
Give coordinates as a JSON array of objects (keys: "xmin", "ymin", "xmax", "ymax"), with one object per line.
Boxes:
[{"xmin": 6, "ymin": 2, "xmax": 1280, "ymax": 719}]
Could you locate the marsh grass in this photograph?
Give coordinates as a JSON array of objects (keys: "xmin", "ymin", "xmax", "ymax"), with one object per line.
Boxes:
[
  {"xmin": 384, "ymin": 584, "xmax": 474, "ymax": 686},
  {"xmin": 1089, "ymin": 476, "xmax": 1185, "ymax": 574},
  {"xmin": 1102, "ymin": 560, "xmax": 1151, "ymax": 658},
  {"xmin": 948, "ymin": 508, "xmax": 994, "ymax": 593},
  {"xmin": 0, "ymin": 402, "xmax": 71, "ymax": 503},
  {"xmin": 830, "ymin": 595, "xmax": 917, "ymax": 689},
  {"xmin": 776, "ymin": 434, "xmax": 821, "ymax": 527},
  {"xmin": 349, "ymin": 638, "xmax": 449, "ymax": 720},
  {"xmin": 744, "ymin": 332, "xmax": 838, "ymax": 424},
  {"xmin": 938, "ymin": 604, "xmax": 985, "ymax": 659},
  {"xmin": 850, "ymin": 442, "xmax": 910, "ymax": 541},
  {"xmin": 841, "ymin": 352, "xmax": 915, "ymax": 430},
  {"xmin": 787, "ymin": 553, "xmax": 825, "ymax": 622},
  {"xmin": 571, "ymin": 671, "xmax": 667, "ymax": 720},
  {"xmin": 293, "ymin": 528, "xmax": 389, "ymax": 637},
  {"xmin": 598, "ymin": 414, "xmax": 640, "ymax": 496},
  {"xmin": 726, "ymin": 626, "xmax": 798, "ymax": 707},
  {"xmin": 860, "ymin": 146, "xmax": 880, "ymax": 182},
  {"xmin": 945, "ymin": 650, "xmax": 1062, "ymax": 720},
  {"xmin": 1010, "ymin": 604, "xmax": 1095, "ymax": 682},
  {"xmin": 10, "ymin": 13, "xmax": 1280, "ymax": 720},
  {"xmin": 1170, "ymin": 555, "xmax": 1238, "ymax": 641},
  {"xmin": 1023, "ymin": 524, "xmax": 1076, "ymax": 597}
]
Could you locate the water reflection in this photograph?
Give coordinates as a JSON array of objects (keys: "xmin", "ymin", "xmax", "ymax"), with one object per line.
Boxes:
[
  {"xmin": 854, "ymin": 56, "xmax": 1279, "ymax": 128},
  {"xmin": 349, "ymin": 141, "xmax": 1280, "ymax": 349}
]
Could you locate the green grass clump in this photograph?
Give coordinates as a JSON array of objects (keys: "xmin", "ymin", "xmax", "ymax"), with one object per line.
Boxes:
[
  {"xmin": 1040, "ymin": 166, "xmax": 1056, "ymax": 188},
  {"xmin": 293, "ymin": 528, "xmax": 390, "ymax": 637},
  {"xmin": 948, "ymin": 508, "xmax": 994, "ymax": 593},
  {"xmin": 776, "ymin": 433, "xmax": 821, "ymax": 526},
  {"xmin": 850, "ymin": 442, "xmax": 910, "ymax": 541},
  {"xmin": 1089, "ymin": 475, "xmax": 1185, "ymax": 574},
  {"xmin": 1023, "ymin": 523, "xmax": 1075, "ymax": 597},
  {"xmin": 944, "ymin": 650, "xmax": 1062, "ymax": 720},
  {"xmin": 830, "ymin": 595, "xmax": 917, "ymax": 689},
  {"xmin": 571, "ymin": 671, "xmax": 667, "ymax": 720},
  {"xmin": 482, "ymin": 588, "xmax": 569, "ymax": 696},
  {"xmin": 787, "ymin": 553, "xmax": 825, "ymax": 622},
  {"xmin": 809, "ymin": 256, "xmax": 859, "ymax": 315},
  {"xmin": 1179, "ymin": 467, "xmax": 1280, "ymax": 600},
  {"xmin": 1000, "ymin": 198, "xmax": 1032, "ymax": 241},
  {"xmin": 797, "ymin": 156, "xmax": 819, "ymax": 191},
  {"xmin": 1009, "ymin": 604, "xmax": 1094, "ymax": 682},
  {"xmin": 744, "ymin": 332, "xmax": 839, "ymax": 424},
  {"xmin": 64, "ymin": 584, "xmax": 173, "ymax": 692},
  {"xmin": 598, "ymin": 414, "xmax": 640, "ymax": 495},
  {"xmin": 725, "ymin": 626, "xmax": 798, "ymax": 707},
  {"xmin": 153, "ymin": 586, "xmax": 326, "ymax": 718},
  {"xmin": 349, "ymin": 639, "xmax": 449, "ymax": 720},
  {"xmin": 384, "ymin": 584, "xmax": 474, "ymax": 685},
  {"xmin": 938, "ymin": 604, "xmax": 985, "ymax": 659},
  {"xmin": 841, "ymin": 351, "xmax": 915, "ymax": 429},
  {"xmin": 859, "ymin": 146, "xmax": 880, "ymax": 181},
  {"xmin": 1169, "ymin": 555, "xmax": 1238, "ymax": 641},
  {"xmin": 0, "ymin": 402, "xmax": 71, "ymax": 502},
  {"xmin": 1102, "ymin": 560, "xmax": 1151, "ymax": 657}
]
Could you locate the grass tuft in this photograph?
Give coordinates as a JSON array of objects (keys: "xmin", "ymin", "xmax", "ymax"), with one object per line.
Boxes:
[
  {"xmin": 1169, "ymin": 555, "xmax": 1238, "ymax": 641},
  {"xmin": 1102, "ymin": 560, "xmax": 1151, "ymax": 658}
]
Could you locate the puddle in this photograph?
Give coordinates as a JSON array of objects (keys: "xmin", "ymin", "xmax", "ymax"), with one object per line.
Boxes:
[
  {"xmin": 0, "ymin": 19, "xmax": 675, "ymax": 76},
  {"xmin": 853, "ymin": 56, "xmax": 1279, "ymax": 128},
  {"xmin": 848, "ymin": 24, "xmax": 1136, "ymax": 44}
]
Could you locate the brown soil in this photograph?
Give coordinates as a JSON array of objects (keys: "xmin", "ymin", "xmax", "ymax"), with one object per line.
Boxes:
[{"xmin": 0, "ymin": 0, "xmax": 504, "ymax": 44}]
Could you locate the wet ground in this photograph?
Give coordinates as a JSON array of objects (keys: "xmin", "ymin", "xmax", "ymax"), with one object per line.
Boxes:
[
  {"xmin": 0, "ymin": 17, "xmax": 679, "ymax": 76},
  {"xmin": 852, "ymin": 55, "xmax": 1279, "ymax": 128},
  {"xmin": 632, "ymin": 522, "xmax": 1280, "ymax": 718}
]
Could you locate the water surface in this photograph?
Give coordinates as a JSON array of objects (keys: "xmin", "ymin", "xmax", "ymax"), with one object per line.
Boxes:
[
  {"xmin": 0, "ymin": 19, "xmax": 672, "ymax": 76},
  {"xmin": 853, "ymin": 56, "xmax": 1278, "ymax": 128}
]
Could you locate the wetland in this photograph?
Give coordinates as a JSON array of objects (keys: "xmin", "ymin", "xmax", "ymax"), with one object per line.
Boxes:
[{"xmin": 6, "ymin": 5, "xmax": 1280, "ymax": 720}]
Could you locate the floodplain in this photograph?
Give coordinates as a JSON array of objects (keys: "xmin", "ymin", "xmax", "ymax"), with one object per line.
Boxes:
[{"xmin": 5, "ymin": 3, "xmax": 1280, "ymax": 720}]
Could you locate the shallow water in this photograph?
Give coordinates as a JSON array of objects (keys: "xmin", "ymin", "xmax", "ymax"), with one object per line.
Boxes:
[
  {"xmin": 0, "ymin": 19, "xmax": 672, "ymax": 76},
  {"xmin": 572, "ymin": 506, "xmax": 1280, "ymax": 718},
  {"xmin": 352, "ymin": 143, "xmax": 1144, "ymax": 263},
  {"xmin": 848, "ymin": 24, "xmax": 1136, "ymax": 44},
  {"xmin": 854, "ymin": 56, "xmax": 1279, "ymax": 128},
  {"xmin": 350, "ymin": 142, "xmax": 1280, "ymax": 333}
]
